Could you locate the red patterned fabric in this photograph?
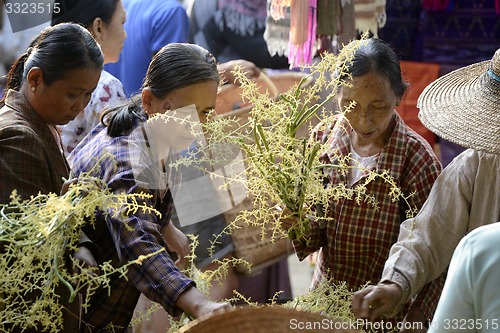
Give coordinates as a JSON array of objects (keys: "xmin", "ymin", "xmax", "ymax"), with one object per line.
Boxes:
[{"xmin": 422, "ymin": 0, "xmax": 451, "ymax": 11}]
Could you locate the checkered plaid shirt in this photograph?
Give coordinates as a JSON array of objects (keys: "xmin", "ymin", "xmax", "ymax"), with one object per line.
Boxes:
[
  {"xmin": 293, "ymin": 113, "xmax": 443, "ymax": 320},
  {"xmin": 69, "ymin": 123, "xmax": 194, "ymax": 332}
]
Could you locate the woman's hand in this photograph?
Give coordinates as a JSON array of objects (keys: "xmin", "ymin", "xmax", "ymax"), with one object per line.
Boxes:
[
  {"xmin": 352, "ymin": 282, "xmax": 403, "ymax": 321},
  {"xmin": 218, "ymin": 59, "xmax": 260, "ymax": 85},
  {"xmin": 276, "ymin": 206, "xmax": 299, "ymax": 231},
  {"xmin": 176, "ymin": 286, "xmax": 232, "ymax": 318},
  {"xmin": 162, "ymin": 222, "xmax": 190, "ymax": 269}
]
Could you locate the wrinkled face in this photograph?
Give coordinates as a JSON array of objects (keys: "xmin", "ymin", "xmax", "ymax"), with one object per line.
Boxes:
[
  {"xmin": 146, "ymin": 80, "xmax": 218, "ymax": 151},
  {"xmin": 337, "ymin": 71, "xmax": 398, "ymax": 147},
  {"xmin": 30, "ymin": 66, "xmax": 102, "ymax": 125},
  {"xmin": 99, "ymin": 0, "xmax": 127, "ymax": 64}
]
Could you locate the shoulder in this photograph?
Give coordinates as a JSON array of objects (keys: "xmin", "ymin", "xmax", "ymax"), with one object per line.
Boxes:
[
  {"xmin": 153, "ymin": 0, "xmax": 188, "ymax": 23},
  {"xmin": 99, "ymin": 70, "xmax": 123, "ymax": 86},
  {"xmin": 445, "ymin": 149, "xmax": 498, "ymax": 180},
  {"xmin": 452, "ymin": 149, "xmax": 498, "ymax": 166},
  {"xmin": 0, "ymin": 109, "xmax": 41, "ymax": 143},
  {"xmin": 457, "ymin": 222, "xmax": 500, "ymax": 263},
  {"xmin": 394, "ymin": 115, "xmax": 440, "ymax": 167}
]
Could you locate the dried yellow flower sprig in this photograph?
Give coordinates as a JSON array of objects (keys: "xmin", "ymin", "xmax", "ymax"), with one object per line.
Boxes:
[{"xmin": 0, "ymin": 171, "xmax": 161, "ymax": 333}]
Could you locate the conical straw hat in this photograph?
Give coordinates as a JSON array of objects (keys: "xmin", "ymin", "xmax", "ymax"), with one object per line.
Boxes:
[{"xmin": 417, "ymin": 48, "xmax": 500, "ymax": 154}]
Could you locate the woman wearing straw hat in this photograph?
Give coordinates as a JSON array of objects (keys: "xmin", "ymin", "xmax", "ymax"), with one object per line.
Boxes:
[{"xmin": 352, "ymin": 48, "xmax": 500, "ymax": 329}]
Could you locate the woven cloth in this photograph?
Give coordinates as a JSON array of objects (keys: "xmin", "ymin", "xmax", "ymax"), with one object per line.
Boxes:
[
  {"xmin": 353, "ymin": 0, "xmax": 386, "ymax": 37},
  {"xmin": 288, "ymin": 0, "xmax": 317, "ymax": 68},
  {"xmin": 215, "ymin": 0, "xmax": 267, "ymax": 36},
  {"xmin": 264, "ymin": 0, "xmax": 290, "ymax": 57}
]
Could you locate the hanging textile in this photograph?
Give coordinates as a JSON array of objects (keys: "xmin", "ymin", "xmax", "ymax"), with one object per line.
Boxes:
[
  {"xmin": 421, "ymin": 0, "xmax": 452, "ymax": 11},
  {"xmin": 316, "ymin": 0, "xmax": 342, "ymax": 55},
  {"xmin": 288, "ymin": 0, "xmax": 317, "ymax": 68},
  {"xmin": 353, "ymin": 0, "xmax": 386, "ymax": 37},
  {"xmin": 264, "ymin": 0, "xmax": 291, "ymax": 57},
  {"xmin": 264, "ymin": 0, "xmax": 357, "ymax": 66},
  {"xmin": 317, "ymin": 0, "xmax": 342, "ymax": 36},
  {"xmin": 269, "ymin": 0, "xmax": 292, "ymax": 19},
  {"xmin": 215, "ymin": 0, "xmax": 268, "ymax": 36}
]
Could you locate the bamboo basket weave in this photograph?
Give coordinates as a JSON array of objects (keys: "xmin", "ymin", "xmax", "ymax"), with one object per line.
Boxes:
[
  {"xmin": 215, "ymin": 71, "xmax": 316, "ymax": 138},
  {"xmin": 222, "ymin": 195, "xmax": 293, "ymax": 274},
  {"xmin": 177, "ymin": 305, "xmax": 362, "ymax": 333},
  {"xmin": 214, "ymin": 72, "xmax": 315, "ymax": 274}
]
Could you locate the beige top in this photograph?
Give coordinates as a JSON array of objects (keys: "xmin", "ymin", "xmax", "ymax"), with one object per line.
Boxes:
[{"xmin": 381, "ymin": 149, "xmax": 500, "ymax": 303}]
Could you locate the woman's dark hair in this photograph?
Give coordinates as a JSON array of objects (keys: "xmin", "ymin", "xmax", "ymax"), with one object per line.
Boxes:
[
  {"xmin": 339, "ymin": 38, "xmax": 407, "ymax": 99},
  {"xmin": 0, "ymin": 23, "xmax": 104, "ymax": 106},
  {"xmin": 104, "ymin": 43, "xmax": 220, "ymax": 137},
  {"xmin": 51, "ymin": 0, "xmax": 120, "ymax": 28}
]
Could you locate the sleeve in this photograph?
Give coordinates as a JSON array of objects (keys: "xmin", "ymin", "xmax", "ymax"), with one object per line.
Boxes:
[
  {"xmin": 381, "ymin": 151, "xmax": 476, "ymax": 304},
  {"xmin": 400, "ymin": 151, "xmax": 445, "ymax": 320},
  {"xmin": 150, "ymin": 5, "xmax": 189, "ymax": 54},
  {"xmin": 106, "ymin": 168, "xmax": 194, "ymax": 316},
  {"xmin": 429, "ymin": 223, "xmax": 500, "ymax": 333},
  {"xmin": 0, "ymin": 125, "xmax": 54, "ymax": 202}
]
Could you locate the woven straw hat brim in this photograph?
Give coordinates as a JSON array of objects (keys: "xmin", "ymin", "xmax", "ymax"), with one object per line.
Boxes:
[
  {"xmin": 417, "ymin": 60, "xmax": 500, "ymax": 154},
  {"xmin": 176, "ymin": 305, "xmax": 361, "ymax": 333}
]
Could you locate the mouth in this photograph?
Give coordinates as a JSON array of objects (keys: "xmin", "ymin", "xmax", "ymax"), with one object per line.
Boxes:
[{"xmin": 358, "ymin": 131, "xmax": 375, "ymax": 138}]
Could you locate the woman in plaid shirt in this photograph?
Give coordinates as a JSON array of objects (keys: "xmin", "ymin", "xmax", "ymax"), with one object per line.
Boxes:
[
  {"xmin": 69, "ymin": 43, "xmax": 231, "ymax": 332},
  {"xmin": 288, "ymin": 38, "xmax": 443, "ymax": 330}
]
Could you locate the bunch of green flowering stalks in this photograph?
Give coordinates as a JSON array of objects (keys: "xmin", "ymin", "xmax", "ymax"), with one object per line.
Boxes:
[
  {"xmin": 0, "ymin": 173, "xmax": 159, "ymax": 333},
  {"xmin": 195, "ymin": 37, "xmax": 419, "ymax": 245},
  {"xmin": 194, "ymin": 42, "xmax": 359, "ymax": 242}
]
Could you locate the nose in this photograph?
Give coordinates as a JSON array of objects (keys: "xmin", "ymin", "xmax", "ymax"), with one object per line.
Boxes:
[
  {"xmin": 356, "ymin": 107, "xmax": 373, "ymax": 127},
  {"xmin": 73, "ymin": 95, "xmax": 90, "ymax": 113}
]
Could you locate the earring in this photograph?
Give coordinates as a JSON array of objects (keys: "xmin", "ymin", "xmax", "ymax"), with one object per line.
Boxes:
[{"xmin": 31, "ymin": 86, "xmax": 35, "ymax": 92}]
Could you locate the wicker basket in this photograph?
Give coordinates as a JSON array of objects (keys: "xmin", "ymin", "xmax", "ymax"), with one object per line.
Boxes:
[
  {"xmin": 222, "ymin": 195, "xmax": 293, "ymax": 275},
  {"xmin": 177, "ymin": 305, "xmax": 362, "ymax": 333},
  {"xmin": 215, "ymin": 71, "xmax": 316, "ymax": 138},
  {"xmin": 215, "ymin": 72, "xmax": 315, "ymax": 274}
]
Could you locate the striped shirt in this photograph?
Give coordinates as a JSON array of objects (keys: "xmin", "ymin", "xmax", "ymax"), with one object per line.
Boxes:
[
  {"xmin": 293, "ymin": 113, "xmax": 443, "ymax": 320},
  {"xmin": 69, "ymin": 122, "xmax": 194, "ymax": 332}
]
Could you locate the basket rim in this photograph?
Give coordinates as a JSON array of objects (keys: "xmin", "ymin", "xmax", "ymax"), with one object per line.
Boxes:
[{"xmin": 176, "ymin": 305, "xmax": 349, "ymax": 333}]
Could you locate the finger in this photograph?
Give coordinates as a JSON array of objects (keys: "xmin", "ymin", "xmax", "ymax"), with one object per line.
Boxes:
[
  {"xmin": 175, "ymin": 257, "xmax": 188, "ymax": 270},
  {"xmin": 352, "ymin": 286, "xmax": 374, "ymax": 318},
  {"xmin": 252, "ymin": 67, "xmax": 261, "ymax": 78},
  {"xmin": 362, "ymin": 290, "xmax": 394, "ymax": 321}
]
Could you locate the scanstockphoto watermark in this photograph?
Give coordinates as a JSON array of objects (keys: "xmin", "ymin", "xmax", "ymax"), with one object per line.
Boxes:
[{"xmin": 289, "ymin": 318, "xmax": 425, "ymax": 331}]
